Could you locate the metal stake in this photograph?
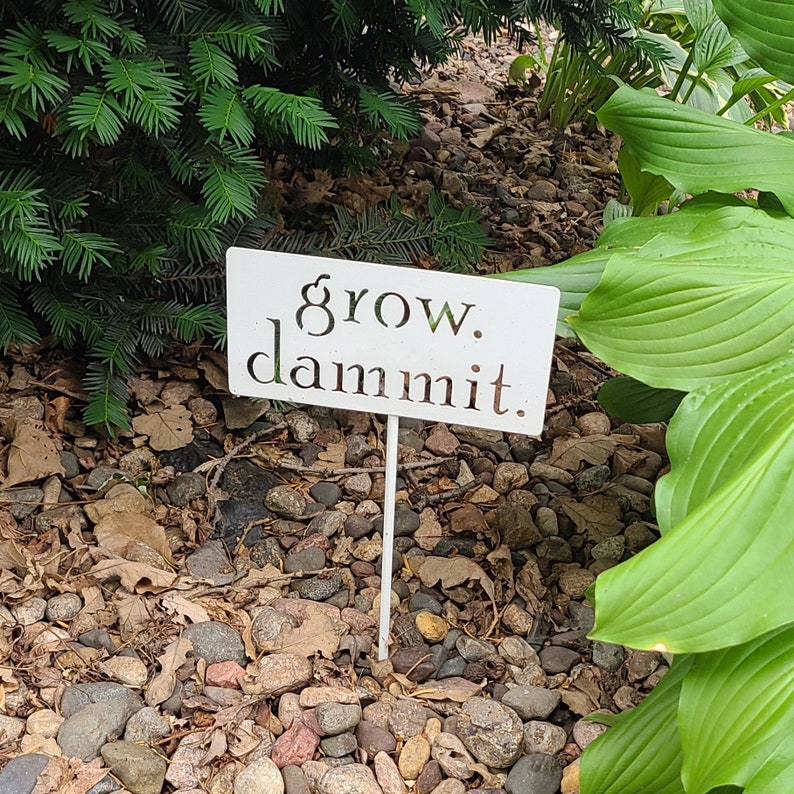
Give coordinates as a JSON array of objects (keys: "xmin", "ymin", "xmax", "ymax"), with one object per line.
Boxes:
[{"xmin": 377, "ymin": 413, "xmax": 400, "ymax": 660}]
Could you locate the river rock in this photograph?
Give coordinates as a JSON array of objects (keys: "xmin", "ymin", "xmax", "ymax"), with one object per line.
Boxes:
[
  {"xmin": 45, "ymin": 593, "xmax": 83, "ymax": 621},
  {"xmin": 523, "ymin": 721, "xmax": 567, "ymax": 755},
  {"xmin": 501, "ymin": 685, "xmax": 561, "ymax": 720},
  {"xmin": 265, "ymin": 486, "xmax": 306, "ymax": 519},
  {"xmin": 282, "ymin": 765, "xmax": 312, "ymax": 794},
  {"xmin": 505, "ymin": 754, "xmax": 562, "ymax": 794},
  {"xmin": 255, "ymin": 653, "xmax": 313, "ymax": 697},
  {"xmin": 124, "ymin": 707, "xmax": 171, "ymax": 744},
  {"xmin": 374, "ymin": 751, "xmax": 406, "ymax": 794},
  {"xmin": 319, "ymin": 764, "xmax": 383, "ymax": 794},
  {"xmin": 356, "ymin": 719, "xmax": 397, "ymax": 756},
  {"xmin": 315, "ymin": 702, "xmax": 361, "ymax": 736},
  {"xmin": 58, "ymin": 699, "xmax": 141, "ymax": 760},
  {"xmin": 101, "ymin": 741, "xmax": 167, "ymax": 794},
  {"xmin": 182, "ymin": 621, "xmax": 247, "ymax": 666},
  {"xmin": 235, "ymin": 756, "xmax": 284, "ymax": 794},
  {"xmin": 398, "ymin": 734, "xmax": 431, "ymax": 779},
  {"xmin": 0, "ymin": 753, "xmax": 49, "ymax": 794},
  {"xmin": 455, "ymin": 698, "xmax": 523, "ymax": 768}
]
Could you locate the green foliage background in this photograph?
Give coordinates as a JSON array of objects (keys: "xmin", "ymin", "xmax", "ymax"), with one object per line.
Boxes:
[{"xmin": 0, "ymin": 0, "xmax": 519, "ymax": 429}]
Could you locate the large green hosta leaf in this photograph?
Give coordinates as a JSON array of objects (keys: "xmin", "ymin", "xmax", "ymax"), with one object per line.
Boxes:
[
  {"xmin": 590, "ymin": 382, "xmax": 794, "ymax": 652},
  {"xmin": 713, "ymin": 0, "xmax": 794, "ymax": 83},
  {"xmin": 570, "ymin": 205, "xmax": 794, "ymax": 391},
  {"xmin": 679, "ymin": 624, "xmax": 794, "ymax": 793},
  {"xmin": 580, "ymin": 659, "xmax": 690, "ymax": 794},
  {"xmin": 494, "ymin": 194, "xmax": 746, "ymax": 335},
  {"xmin": 655, "ymin": 356, "xmax": 794, "ymax": 530},
  {"xmin": 597, "ymin": 375, "xmax": 685, "ymax": 424},
  {"xmin": 596, "ymin": 86, "xmax": 794, "ymax": 215},
  {"xmin": 495, "ymin": 248, "xmax": 608, "ymax": 337}
]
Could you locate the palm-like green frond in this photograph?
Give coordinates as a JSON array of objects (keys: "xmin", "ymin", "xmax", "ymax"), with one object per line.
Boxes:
[
  {"xmin": 358, "ymin": 87, "xmax": 422, "ymax": 140},
  {"xmin": 243, "ymin": 85, "xmax": 339, "ymax": 149},
  {"xmin": 0, "ymin": 275, "xmax": 39, "ymax": 351}
]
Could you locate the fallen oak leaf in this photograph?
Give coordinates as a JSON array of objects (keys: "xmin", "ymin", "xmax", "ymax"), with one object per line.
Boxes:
[
  {"xmin": 257, "ymin": 612, "xmax": 346, "ymax": 659},
  {"xmin": 548, "ymin": 433, "xmax": 616, "ymax": 471},
  {"xmin": 560, "ymin": 494, "xmax": 623, "ymax": 541},
  {"xmin": 410, "ymin": 676, "xmax": 484, "ymax": 702},
  {"xmin": 417, "ymin": 556, "xmax": 499, "ymax": 631},
  {"xmin": 146, "ymin": 635, "xmax": 193, "ymax": 707},
  {"xmin": 2, "ymin": 421, "xmax": 64, "ymax": 487},
  {"xmin": 131, "ymin": 405, "xmax": 193, "ymax": 451},
  {"xmin": 88, "ymin": 556, "xmax": 177, "ymax": 593},
  {"xmin": 94, "ymin": 511, "xmax": 173, "ymax": 565}
]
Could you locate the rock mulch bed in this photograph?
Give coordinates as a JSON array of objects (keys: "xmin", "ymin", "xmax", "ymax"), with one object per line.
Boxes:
[{"xmin": 0, "ymin": 334, "xmax": 668, "ymax": 794}]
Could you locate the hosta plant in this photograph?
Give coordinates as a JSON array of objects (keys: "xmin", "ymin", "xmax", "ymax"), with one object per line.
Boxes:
[{"xmin": 498, "ymin": 0, "xmax": 794, "ymax": 790}]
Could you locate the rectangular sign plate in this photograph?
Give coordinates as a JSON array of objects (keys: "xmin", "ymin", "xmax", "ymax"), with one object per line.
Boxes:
[{"xmin": 226, "ymin": 249, "xmax": 559, "ymax": 435}]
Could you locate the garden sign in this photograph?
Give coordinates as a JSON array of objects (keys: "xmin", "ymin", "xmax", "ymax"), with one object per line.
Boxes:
[{"xmin": 227, "ymin": 249, "xmax": 560, "ymax": 658}]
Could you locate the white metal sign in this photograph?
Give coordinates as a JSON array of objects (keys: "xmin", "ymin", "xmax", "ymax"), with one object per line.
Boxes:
[
  {"xmin": 226, "ymin": 249, "xmax": 559, "ymax": 435},
  {"xmin": 227, "ymin": 248, "xmax": 559, "ymax": 660}
]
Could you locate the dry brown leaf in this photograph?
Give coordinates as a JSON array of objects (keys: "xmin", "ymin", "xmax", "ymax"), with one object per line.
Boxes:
[
  {"xmin": 561, "ymin": 687, "xmax": 599, "ymax": 716},
  {"xmin": 629, "ymin": 424, "xmax": 667, "ymax": 456},
  {"xmin": 30, "ymin": 757, "xmax": 64, "ymax": 794},
  {"xmin": 515, "ymin": 560, "xmax": 547, "ymax": 614},
  {"xmin": 417, "ymin": 556, "xmax": 496, "ymax": 603},
  {"xmin": 410, "ymin": 676, "xmax": 484, "ymax": 702},
  {"xmin": 44, "ymin": 396, "xmax": 70, "ymax": 435},
  {"xmin": 115, "ymin": 594, "xmax": 152, "ymax": 640},
  {"xmin": 259, "ymin": 612, "xmax": 345, "ymax": 659},
  {"xmin": 0, "ymin": 509, "xmax": 17, "ymax": 538},
  {"xmin": 89, "ymin": 556, "xmax": 177, "ymax": 593},
  {"xmin": 198, "ymin": 353, "xmax": 229, "ymax": 391},
  {"xmin": 146, "ymin": 635, "xmax": 193, "ymax": 706},
  {"xmin": 548, "ymin": 434, "xmax": 616, "ymax": 471},
  {"xmin": 486, "ymin": 545, "xmax": 515, "ymax": 605},
  {"xmin": 131, "ymin": 405, "xmax": 193, "ymax": 451},
  {"xmin": 78, "ymin": 584, "xmax": 106, "ymax": 614},
  {"xmin": 560, "ymin": 494, "xmax": 623, "ymax": 541},
  {"xmin": 0, "ymin": 539, "xmax": 26, "ymax": 575},
  {"xmin": 34, "ymin": 757, "xmax": 107, "ymax": 794},
  {"xmin": 3, "ymin": 421, "xmax": 64, "ymax": 487},
  {"xmin": 160, "ymin": 591, "xmax": 211, "ymax": 625},
  {"xmin": 129, "ymin": 376, "xmax": 165, "ymax": 406},
  {"xmin": 311, "ymin": 440, "xmax": 346, "ymax": 471},
  {"xmin": 94, "ymin": 511, "xmax": 173, "ymax": 564}
]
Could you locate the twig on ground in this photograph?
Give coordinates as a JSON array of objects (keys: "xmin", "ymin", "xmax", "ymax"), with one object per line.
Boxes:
[
  {"xmin": 411, "ymin": 477, "xmax": 481, "ymax": 511},
  {"xmin": 201, "ymin": 422, "xmax": 287, "ymax": 524},
  {"xmin": 271, "ymin": 456, "xmax": 454, "ymax": 478}
]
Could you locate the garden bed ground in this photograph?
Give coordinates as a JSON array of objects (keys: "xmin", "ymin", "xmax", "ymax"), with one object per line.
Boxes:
[{"xmin": 0, "ymin": 34, "xmax": 670, "ymax": 794}]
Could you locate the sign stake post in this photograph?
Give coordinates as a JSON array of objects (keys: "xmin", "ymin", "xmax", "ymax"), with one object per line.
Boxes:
[{"xmin": 378, "ymin": 413, "xmax": 400, "ymax": 661}]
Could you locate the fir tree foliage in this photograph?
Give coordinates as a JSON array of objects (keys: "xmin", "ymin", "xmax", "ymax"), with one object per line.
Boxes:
[{"xmin": 0, "ymin": 0, "xmax": 628, "ymax": 431}]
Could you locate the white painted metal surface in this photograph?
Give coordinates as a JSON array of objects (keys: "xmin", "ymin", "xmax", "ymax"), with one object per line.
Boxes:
[{"xmin": 227, "ymin": 249, "xmax": 559, "ymax": 436}]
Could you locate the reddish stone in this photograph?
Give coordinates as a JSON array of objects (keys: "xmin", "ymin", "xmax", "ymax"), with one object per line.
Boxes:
[
  {"xmin": 448, "ymin": 503, "xmax": 487, "ymax": 534},
  {"xmin": 271, "ymin": 717, "xmax": 321, "ymax": 768},
  {"xmin": 424, "ymin": 425, "xmax": 460, "ymax": 456},
  {"xmin": 341, "ymin": 608, "xmax": 378, "ymax": 634},
  {"xmin": 299, "ymin": 686, "xmax": 360, "ymax": 708},
  {"xmin": 205, "ymin": 661, "xmax": 246, "ymax": 689}
]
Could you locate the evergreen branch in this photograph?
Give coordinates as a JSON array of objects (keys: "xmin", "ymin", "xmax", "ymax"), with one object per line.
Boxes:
[
  {"xmin": 188, "ymin": 37, "xmax": 238, "ymax": 89},
  {"xmin": 358, "ymin": 87, "xmax": 422, "ymax": 140},
  {"xmin": 198, "ymin": 86, "xmax": 254, "ymax": 146},
  {"xmin": 82, "ymin": 360, "xmax": 131, "ymax": 432},
  {"xmin": 0, "ymin": 275, "xmax": 39, "ymax": 351}
]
